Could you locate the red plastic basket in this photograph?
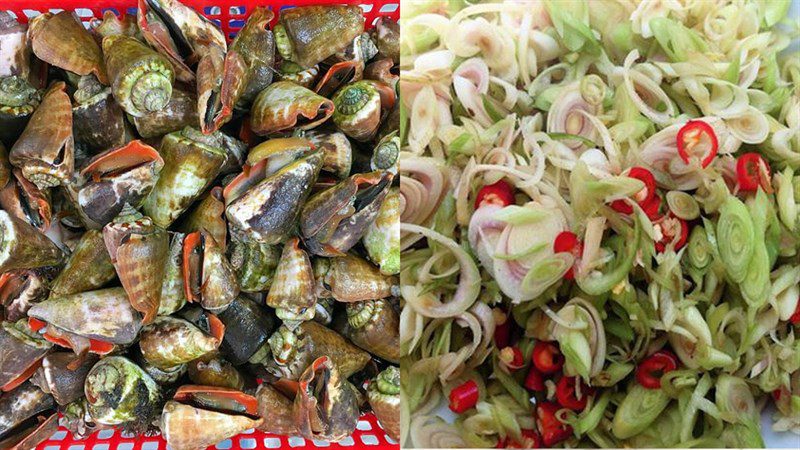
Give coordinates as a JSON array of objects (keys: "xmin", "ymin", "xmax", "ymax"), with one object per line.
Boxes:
[{"xmin": 1, "ymin": 0, "xmax": 399, "ymax": 449}]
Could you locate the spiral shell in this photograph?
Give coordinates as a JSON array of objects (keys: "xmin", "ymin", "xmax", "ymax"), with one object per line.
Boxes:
[
  {"xmin": 274, "ymin": 5, "xmax": 364, "ymax": 69},
  {"xmin": 103, "ymin": 34, "xmax": 175, "ymax": 117},
  {"xmin": 343, "ymin": 299, "xmax": 400, "ymax": 363},
  {"xmin": 139, "ymin": 316, "xmax": 223, "ymax": 370},
  {"xmin": 50, "ymin": 229, "xmax": 116, "ymax": 297},
  {"xmin": 306, "ymin": 131, "xmax": 353, "ymax": 179},
  {"xmin": 301, "ymin": 171, "xmax": 393, "ymax": 257},
  {"xmin": 0, "ymin": 76, "xmax": 40, "ymax": 147},
  {"xmin": 331, "ymin": 80, "xmax": 395, "ymax": 142},
  {"xmin": 84, "ymin": 356, "xmax": 161, "ymax": 427},
  {"xmin": 266, "ymin": 238, "xmax": 316, "ymax": 327},
  {"xmin": 255, "ymin": 383, "xmax": 297, "ymax": 435},
  {"xmin": 367, "ymin": 366, "xmax": 399, "ymax": 441},
  {"xmin": 8, "ymin": 82, "xmax": 74, "ymax": 189},
  {"xmin": 76, "ymin": 140, "xmax": 164, "ymax": 229},
  {"xmin": 225, "ymin": 151, "xmax": 323, "ymax": 244},
  {"xmin": 103, "ymin": 205, "xmax": 169, "ymax": 325},
  {"xmin": 27, "ymin": 288, "xmax": 142, "ymax": 345},
  {"xmin": 29, "ymin": 11, "xmax": 107, "ymax": 84},
  {"xmin": 142, "ymin": 128, "xmax": 227, "ymax": 228},
  {"xmin": 250, "ymin": 81, "xmax": 334, "ymax": 135},
  {"xmin": 363, "ymin": 187, "xmax": 400, "ymax": 276},
  {"xmin": 72, "ymin": 75, "xmax": 131, "ymax": 155},
  {"xmin": 0, "ymin": 320, "xmax": 52, "ymax": 391},
  {"xmin": 0, "ymin": 210, "xmax": 63, "ymax": 273},
  {"xmin": 323, "ymin": 253, "xmax": 396, "ymax": 302},
  {"xmin": 294, "ymin": 356, "xmax": 359, "ymax": 442}
]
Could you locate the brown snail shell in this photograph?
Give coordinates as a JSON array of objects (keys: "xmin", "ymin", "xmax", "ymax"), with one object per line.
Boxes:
[
  {"xmin": 338, "ymin": 298, "xmax": 400, "ymax": 363},
  {"xmin": 103, "ymin": 205, "xmax": 169, "ymax": 325},
  {"xmin": 75, "ymin": 140, "xmax": 164, "ymax": 229},
  {"xmin": 71, "ymin": 75, "xmax": 132, "ymax": 155},
  {"xmin": 225, "ymin": 151, "xmax": 323, "ymax": 244},
  {"xmin": 27, "ymin": 288, "xmax": 142, "ymax": 345},
  {"xmin": 139, "ymin": 315, "xmax": 224, "ymax": 370},
  {"xmin": 0, "ymin": 269, "xmax": 50, "ymax": 322},
  {"xmin": 266, "ymin": 237, "xmax": 316, "ymax": 326},
  {"xmin": 178, "ymin": 186, "xmax": 227, "ymax": 253},
  {"xmin": 211, "ymin": 6, "xmax": 276, "ymax": 132},
  {"xmin": 132, "ymin": 87, "xmax": 198, "ymax": 139},
  {"xmin": 142, "ymin": 128, "xmax": 227, "ymax": 228},
  {"xmin": 8, "ymin": 82, "xmax": 74, "ymax": 190},
  {"xmin": 323, "ymin": 253, "xmax": 397, "ymax": 302},
  {"xmin": 294, "ymin": 356, "xmax": 359, "ymax": 442},
  {"xmin": 301, "ymin": 171, "xmax": 393, "ymax": 257},
  {"xmin": 29, "ymin": 12, "xmax": 107, "ymax": 84},
  {"xmin": 216, "ymin": 295, "xmax": 277, "ymax": 366},
  {"xmin": 0, "ymin": 168, "xmax": 51, "ymax": 231},
  {"xmin": 255, "ymin": 383, "xmax": 298, "ymax": 435},
  {"xmin": 274, "ymin": 5, "xmax": 364, "ymax": 69},
  {"xmin": 0, "ymin": 320, "xmax": 52, "ymax": 392},
  {"xmin": 0, "ymin": 382, "xmax": 57, "ymax": 448},
  {"xmin": 182, "ymin": 231, "xmax": 239, "ymax": 313},
  {"xmin": 161, "ymin": 385, "xmax": 262, "ymax": 450},
  {"xmin": 187, "ymin": 356, "xmax": 246, "ymax": 391},
  {"xmin": 0, "ymin": 209, "xmax": 63, "ymax": 273},
  {"xmin": 306, "ymin": 131, "xmax": 353, "ymax": 180},
  {"xmin": 30, "ymin": 352, "xmax": 98, "ymax": 406},
  {"xmin": 250, "ymin": 81, "xmax": 334, "ymax": 135}
]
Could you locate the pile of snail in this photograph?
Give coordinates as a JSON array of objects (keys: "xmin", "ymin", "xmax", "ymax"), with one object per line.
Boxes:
[{"xmin": 0, "ymin": 1, "xmax": 399, "ymax": 448}]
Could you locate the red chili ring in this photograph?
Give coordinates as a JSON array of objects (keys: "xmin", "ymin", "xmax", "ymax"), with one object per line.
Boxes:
[
  {"xmin": 676, "ymin": 120, "xmax": 718, "ymax": 168},
  {"xmin": 449, "ymin": 380, "xmax": 480, "ymax": 413},
  {"xmin": 475, "ymin": 179, "xmax": 515, "ymax": 209},
  {"xmin": 654, "ymin": 214, "xmax": 688, "ymax": 253},
  {"xmin": 553, "ymin": 231, "xmax": 582, "ymax": 280},
  {"xmin": 636, "ymin": 350, "xmax": 679, "ymax": 389},
  {"xmin": 537, "ymin": 401, "xmax": 572, "ymax": 447},
  {"xmin": 532, "ymin": 341, "xmax": 564, "ymax": 374},
  {"xmin": 610, "ymin": 167, "xmax": 657, "ymax": 214},
  {"xmin": 736, "ymin": 152, "xmax": 772, "ymax": 193},
  {"xmin": 555, "ymin": 376, "xmax": 594, "ymax": 411}
]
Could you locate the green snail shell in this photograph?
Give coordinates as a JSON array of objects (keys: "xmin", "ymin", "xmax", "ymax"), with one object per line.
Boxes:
[
  {"xmin": 332, "ymin": 80, "xmax": 382, "ymax": 142},
  {"xmin": 103, "ymin": 35, "xmax": 174, "ymax": 117},
  {"xmin": 0, "ymin": 76, "xmax": 40, "ymax": 110},
  {"xmin": 347, "ymin": 300, "xmax": 377, "ymax": 329},
  {"xmin": 84, "ymin": 356, "xmax": 161, "ymax": 426},
  {"xmin": 268, "ymin": 324, "xmax": 301, "ymax": 365}
]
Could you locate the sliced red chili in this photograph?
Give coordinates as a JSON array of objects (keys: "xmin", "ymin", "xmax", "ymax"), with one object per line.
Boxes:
[
  {"xmin": 500, "ymin": 346, "xmax": 525, "ymax": 371},
  {"xmin": 676, "ymin": 120, "xmax": 718, "ymax": 168},
  {"xmin": 654, "ymin": 214, "xmax": 688, "ymax": 253},
  {"xmin": 475, "ymin": 179, "xmax": 515, "ymax": 209},
  {"xmin": 636, "ymin": 350, "xmax": 679, "ymax": 389},
  {"xmin": 641, "ymin": 195, "xmax": 662, "ymax": 220},
  {"xmin": 524, "ymin": 367, "xmax": 546, "ymax": 392},
  {"xmin": 537, "ymin": 401, "xmax": 572, "ymax": 447},
  {"xmin": 610, "ymin": 167, "xmax": 657, "ymax": 214},
  {"xmin": 553, "ymin": 231, "xmax": 582, "ymax": 280},
  {"xmin": 555, "ymin": 376, "xmax": 594, "ymax": 411},
  {"xmin": 789, "ymin": 298, "xmax": 800, "ymax": 325},
  {"xmin": 736, "ymin": 152, "xmax": 772, "ymax": 193},
  {"xmin": 449, "ymin": 380, "xmax": 480, "ymax": 413},
  {"xmin": 503, "ymin": 429, "xmax": 542, "ymax": 448},
  {"xmin": 532, "ymin": 341, "xmax": 564, "ymax": 374}
]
